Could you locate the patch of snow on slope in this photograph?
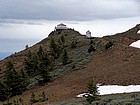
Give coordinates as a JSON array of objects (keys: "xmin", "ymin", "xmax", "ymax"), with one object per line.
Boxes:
[
  {"xmin": 138, "ymin": 30, "xmax": 140, "ymax": 34},
  {"xmin": 77, "ymin": 93, "xmax": 92, "ymax": 98},
  {"xmin": 130, "ymin": 40, "xmax": 140, "ymax": 48},
  {"xmin": 77, "ymin": 85, "xmax": 140, "ymax": 97},
  {"xmin": 99, "ymin": 85, "xmax": 140, "ymax": 95}
]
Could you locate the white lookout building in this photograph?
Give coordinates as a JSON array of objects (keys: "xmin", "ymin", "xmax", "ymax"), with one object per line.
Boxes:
[
  {"xmin": 86, "ymin": 30, "xmax": 91, "ymax": 37},
  {"xmin": 55, "ymin": 23, "xmax": 69, "ymax": 30}
]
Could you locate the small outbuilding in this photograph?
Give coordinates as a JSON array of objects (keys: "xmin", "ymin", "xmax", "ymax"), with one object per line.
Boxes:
[
  {"xmin": 86, "ymin": 30, "xmax": 91, "ymax": 37},
  {"xmin": 55, "ymin": 23, "xmax": 68, "ymax": 30}
]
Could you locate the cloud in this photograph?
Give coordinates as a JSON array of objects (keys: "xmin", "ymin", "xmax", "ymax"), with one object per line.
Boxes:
[
  {"xmin": 0, "ymin": 21, "xmax": 52, "ymax": 40},
  {"xmin": 0, "ymin": 19, "xmax": 43, "ymax": 25},
  {"xmin": 0, "ymin": 0, "xmax": 139, "ymax": 21}
]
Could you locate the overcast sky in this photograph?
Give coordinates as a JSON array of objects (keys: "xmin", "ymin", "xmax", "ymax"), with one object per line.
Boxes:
[
  {"xmin": 0, "ymin": 0, "xmax": 140, "ymax": 58},
  {"xmin": 0, "ymin": 0, "xmax": 140, "ymax": 21}
]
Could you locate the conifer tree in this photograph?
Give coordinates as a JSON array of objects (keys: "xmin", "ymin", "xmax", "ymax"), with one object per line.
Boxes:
[
  {"xmin": 62, "ymin": 49, "xmax": 69, "ymax": 65},
  {"xmin": 24, "ymin": 47, "xmax": 52, "ymax": 84},
  {"xmin": 19, "ymin": 69, "xmax": 27, "ymax": 79},
  {"xmin": 24, "ymin": 51, "xmax": 38, "ymax": 76},
  {"xmin": 36, "ymin": 46, "xmax": 51, "ymax": 83},
  {"xmin": 37, "ymin": 54, "xmax": 51, "ymax": 83},
  {"xmin": 86, "ymin": 78, "xmax": 99, "ymax": 104},
  {"xmin": 1, "ymin": 61, "xmax": 26, "ymax": 100},
  {"xmin": 37, "ymin": 46, "xmax": 44, "ymax": 58},
  {"xmin": 0, "ymin": 80, "xmax": 8, "ymax": 101},
  {"xmin": 25, "ymin": 44, "xmax": 29, "ymax": 49},
  {"xmin": 0, "ymin": 61, "xmax": 26, "ymax": 101},
  {"xmin": 60, "ymin": 35, "xmax": 65, "ymax": 44},
  {"xmin": 50, "ymin": 37, "xmax": 61, "ymax": 59}
]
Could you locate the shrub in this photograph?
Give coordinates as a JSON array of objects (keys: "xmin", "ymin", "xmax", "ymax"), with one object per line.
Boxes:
[
  {"xmin": 30, "ymin": 91, "xmax": 48, "ymax": 104},
  {"xmin": 71, "ymin": 64, "xmax": 76, "ymax": 69},
  {"xmin": 71, "ymin": 41, "xmax": 77, "ymax": 48},
  {"xmin": 39, "ymin": 91, "xmax": 48, "ymax": 102},
  {"xmin": 3, "ymin": 99, "xmax": 12, "ymax": 105},
  {"xmin": 86, "ymin": 95, "xmax": 95, "ymax": 104},
  {"xmin": 88, "ymin": 45, "xmax": 96, "ymax": 53},
  {"xmin": 30, "ymin": 92, "xmax": 39, "ymax": 104},
  {"xmin": 89, "ymin": 39, "xmax": 95, "ymax": 45},
  {"xmin": 105, "ymin": 41, "xmax": 114, "ymax": 50},
  {"xmin": 12, "ymin": 97, "xmax": 24, "ymax": 105}
]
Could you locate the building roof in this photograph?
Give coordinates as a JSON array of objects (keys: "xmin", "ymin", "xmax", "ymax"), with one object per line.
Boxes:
[
  {"xmin": 86, "ymin": 30, "xmax": 91, "ymax": 34},
  {"xmin": 57, "ymin": 23, "xmax": 66, "ymax": 26},
  {"xmin": 55, "ymin": 23, "xmax": 68, "ymax": 30}
]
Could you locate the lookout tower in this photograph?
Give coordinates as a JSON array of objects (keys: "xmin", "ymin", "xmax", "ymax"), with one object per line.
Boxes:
[
  {"xmin": 55, "ymin": 23, "xmax": 68, "ymax": 30},
  {"xmin": 86, "ymin": 30, "xmax": 91, "ymax": 37}
]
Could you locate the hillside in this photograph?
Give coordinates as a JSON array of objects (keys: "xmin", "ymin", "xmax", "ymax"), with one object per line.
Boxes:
[
  {"xmin": 0, "ymin": 24, "xmax": 140, "ymax": 104},
  {"xmin": 0, "ymin": 29, "xmax": 95, "ymax": 79}
]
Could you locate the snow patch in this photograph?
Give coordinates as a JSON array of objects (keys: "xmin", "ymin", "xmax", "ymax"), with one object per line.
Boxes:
[
  {"xmin": 99, "ymin": 85, "xmax": 140, "ymax": 95},
  {"xmin": 76, "ymin": 93, "xmax": 92, "ymax": 98},
  {"xmin": 138, "ymin": 30, "xmax": 140, "ymax": 34},
  {"xmin": 77, "ymin": 85, "xmax": 140, "ymax": 97},
  {"xmin": 130, "ymin": 40, "xmax": 140, "ymax": 48}
]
